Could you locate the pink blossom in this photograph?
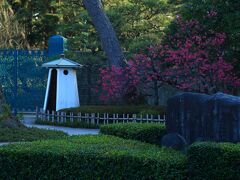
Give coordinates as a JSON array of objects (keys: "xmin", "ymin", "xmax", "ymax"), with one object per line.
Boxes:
[{"xmin": 97, "ymin": 12, "xmax": 240, "ymax": 103}]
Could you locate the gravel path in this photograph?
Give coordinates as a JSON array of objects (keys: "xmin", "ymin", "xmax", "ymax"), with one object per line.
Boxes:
[
  {"xmin": 0, "ymin": 142, "xmax": 10, "ymax": 146},
  {"xmin": 22, "ymin": 113, "xmax": 100, "ymax": 136},
  {"xmin": 0, "ymin": 114, "xmax": 99, "ymax": 147},
  {"xmin": 25, "ymin": 124, "xmax": 99, "ymax": 135}
]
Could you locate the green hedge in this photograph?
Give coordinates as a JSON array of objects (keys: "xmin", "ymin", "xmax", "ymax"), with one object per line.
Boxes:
[
  {"xmin": 100, "ymin": 123, "xmax": 166, "ymax": 145},
  {"xmin": 0, "ymin": 127, "xmax": 67, "ymax": 142},
  {"xmin": 62, "ymin": 105, "xmax": 166, "ymax": 115},
  {"xmin": 188, "ymin": 142, "xmax": 240, "ymax": 180},
  {"xmin": 0, "ymin": 135, "xmax": 187, "ymax": 179}
]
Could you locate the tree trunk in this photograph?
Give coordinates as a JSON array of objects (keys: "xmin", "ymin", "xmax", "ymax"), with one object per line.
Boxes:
[{"xmin": 83, "ymin": 0, "xmax": 125, "ymax": 67}]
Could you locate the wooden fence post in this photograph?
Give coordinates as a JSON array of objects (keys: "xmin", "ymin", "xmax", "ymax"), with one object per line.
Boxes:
[
  {"xmin": 42, "ymin": 112, "xmax": 45, "ymax": 121},
  {"xmin": 113, "ymin": 114, "xmax": 116, "ymax": 124},
  {"xmin": 78, "ymin": 113, "xmax": 81, "ymax": 122},
  {"xmin": 52, "ymin": 111, "xmax": 55, "ymax": 123},
  {"xmin": 116, "ymin": 114, "xmax": 119, "ymax": 123},
  {"xmin": 36, "ymin": 107, "xmax": 39, "ymax": 121},
  {"xmin": 91, "ymin": 113, "xmax": 95, "ymax": 124},
  {"xmin": 40, "ymin": 111, "xmax": 43, "ymax": 121},
  {"xmin": 61, "ymin": 112, "xmax": 64, "ymax": 123},
  {"xmin": 140, "ymin": 114, "xmax": 143, "ymax": 123},
  {"xmin": 64, "ymin": 112, "xmax": 67, "ymax": 123},
  {"xmin": 96, "ymin": 113, "xmax": 100, "ymax": 125},
  {"xmin": 103, "ymin": 113, "xmax": 106, "ymax": 125},
  {"xmin": 70, "ymin": 112, "xmax": 74, "ymax": 123},
  {"xmin": 127, "ymin": 114, "xmax": 129, "ymax": 123},
  {"xmin": 133, "ymin": 114, "xmax": 136, "ymax": 123},
  {"xmin": 106, "ymin": 113, "xmax": 109, "ymax": 124},
  {"xmin": 57, "ymin": 111, "xmax": 60, "ymax": 123},
  {"xmin": 47, "ymin": 110, "xmax": 50, "ymax": 122},
  {"xmin": 85, "ymin": 113, "xmax": 89, "ymax": 124}
]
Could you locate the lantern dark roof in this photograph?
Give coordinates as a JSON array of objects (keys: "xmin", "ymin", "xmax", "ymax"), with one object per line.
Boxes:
[{"xmin": 42, "ymin": 55, "xmax": 82, "ymax": 68}]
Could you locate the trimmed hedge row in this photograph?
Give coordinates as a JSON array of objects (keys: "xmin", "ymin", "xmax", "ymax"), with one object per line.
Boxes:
[
  {"xmin": 100, "ymin": 124, "xmax": 240, "ymax": 179},
  {"xmin": 0, "ymin": 135, "xmax": 187, "ymax": 180},
  {"xmin": 62, "ymin": 105, "xmax": 166, "ymax": 115},
  {"xmin": 188, "ymin": 142, "xmax": 240, "ymax": 180},
  {"xmin": 1, "ymin": 132, "xmax": 239, "ymax": 179},
  {"xmin": 100, "ymin": 123, "xmax": 166, "ymax": 145}
]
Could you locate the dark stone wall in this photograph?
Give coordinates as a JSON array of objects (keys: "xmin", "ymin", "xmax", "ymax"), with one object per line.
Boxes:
[
  {"xmin": 203, "ymin": 93, "xmax": 240, "ymax": 142},
  {"xmin": 166, "ymin": 92, "xmax": 210, "ymax": 144},
  {"xmin": 166, "ymin": 92, "xmax": 240, "ymax": 144}
]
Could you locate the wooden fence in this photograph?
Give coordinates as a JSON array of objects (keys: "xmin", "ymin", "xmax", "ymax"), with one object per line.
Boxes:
[{"xmin": 36, "ymin": 110, "xmax": 166, "ymax": 125}]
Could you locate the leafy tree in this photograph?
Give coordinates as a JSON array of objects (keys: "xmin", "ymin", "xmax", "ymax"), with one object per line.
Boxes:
[
  {"xmin": 8, "ymin": 0, "xmax": 60, "ymax": 48},
  {"xmin": 6, "ymin": 0, "xmax": 175, "ymax": 65},
  {"xmin": 0, "ymin": 0, "xmax": 28, "ymax": 113},
  {"xmin": 178, "ymin": 0, "xmax": 240, "ymax": 75},
  {"xmin": 105, "ymin": 0, "xmax": 173, "ymax": 53},
  {"xmin": 98, "ymin": 16, "xmax": 240, "ymax": 105},
  {"xmin": 83, "ymin": 0, "xmax": 126, "ymax": 67},
  {"xmin": 0, "ymin": 0, "xmax": 29, "ymax": 48},
  {"xmin": 57, "ymin": 0, "xmax": 174, "ymax": 59},
  {"xmin": 55, "ymin": 0, "xmax": 111, "ymax": 66}
]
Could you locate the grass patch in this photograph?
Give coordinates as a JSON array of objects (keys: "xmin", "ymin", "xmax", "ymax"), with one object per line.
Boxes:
[
  {"xmin": 0, "ymin": 127, "xmax": 67, "ymax": 142},
  {"xmin": 0, "ymin": 135, "xmax": 187, "ymax": 179},
  {"xmin": 100, "ymin": 123, "xmax": 166, "ymax": 145}
]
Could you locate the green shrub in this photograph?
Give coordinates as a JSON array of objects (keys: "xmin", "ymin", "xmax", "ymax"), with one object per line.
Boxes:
[
  {"xmin": 62, "ymin": 105, "xmax": 166, "ymax": 115},
  {"xmin": 188, "ymin": 142, "xmax": 240, "ymax": 180},
  {"xmin": 0, "ymin": 127, "xmax": 67, "ymax": 142},
  {"xmin": 0, "ymin": 104, "xmax": 12, "ymax": 121},
  {"xmin": 100, "ymin": 123, "xmax": 166, "ymax": 145},
  {"xmin": 0, "ymin": 135, "xmax": 187, "ymax": 179}
]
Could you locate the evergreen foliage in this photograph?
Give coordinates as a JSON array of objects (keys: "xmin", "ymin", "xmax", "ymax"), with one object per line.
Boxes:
[{"xmin": 0, "ymin": 135, "xmax": 187, "ymax": 179}]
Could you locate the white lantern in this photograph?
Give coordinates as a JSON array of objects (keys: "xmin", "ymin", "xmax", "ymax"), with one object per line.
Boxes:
[{"xmin": 42, "ymin": 55, "xmax": 82, "ymax": 111}]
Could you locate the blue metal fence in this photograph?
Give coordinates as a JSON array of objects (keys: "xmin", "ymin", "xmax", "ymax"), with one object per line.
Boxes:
[
  {"xmin": 0, "ymin": 35, "xmax": 67, "ymax": 112},
  {"xmin": 0, "ymin": 35, "xmax": 106, "ymax": 112},
  {"xmin": 0, "ymin": 49, "xmax": 48, "ymax": 112}
]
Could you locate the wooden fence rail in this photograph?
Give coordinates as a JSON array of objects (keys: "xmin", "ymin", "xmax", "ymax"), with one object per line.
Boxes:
[{"xmin": 36, "ymin": 109, "xmax": 166, "ymax": 125}]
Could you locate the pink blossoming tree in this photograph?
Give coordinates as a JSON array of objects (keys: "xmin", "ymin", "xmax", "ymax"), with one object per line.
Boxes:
[{"xmin": 98, "ymin": 13, "xmax": 240, "ymax": 105}]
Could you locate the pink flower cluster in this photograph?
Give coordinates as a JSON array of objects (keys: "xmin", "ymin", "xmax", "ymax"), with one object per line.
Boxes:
[
  {"xmin": 207, "ymin": 10, "xmax": 218, "ymax": 18},
  {"xmin": 98, "ymin": 65, "xmax": 141, "ymax": 103},
  {"xmin": 98, "ymin": 12, "xmax": 240, "ymax": 103}
]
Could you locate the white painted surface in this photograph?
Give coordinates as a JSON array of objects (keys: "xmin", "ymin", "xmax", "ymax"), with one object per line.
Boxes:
[
  {"xmin": 56, "ymin": 68, "xmax": 80, "ymax": 111},
  {"xmin": 43, "ymin": 68, "xmax": 80, "ymax": 112},
  {"xmin": 43, "ymin": 69, "xmax": 52, "ymax": 111}
]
